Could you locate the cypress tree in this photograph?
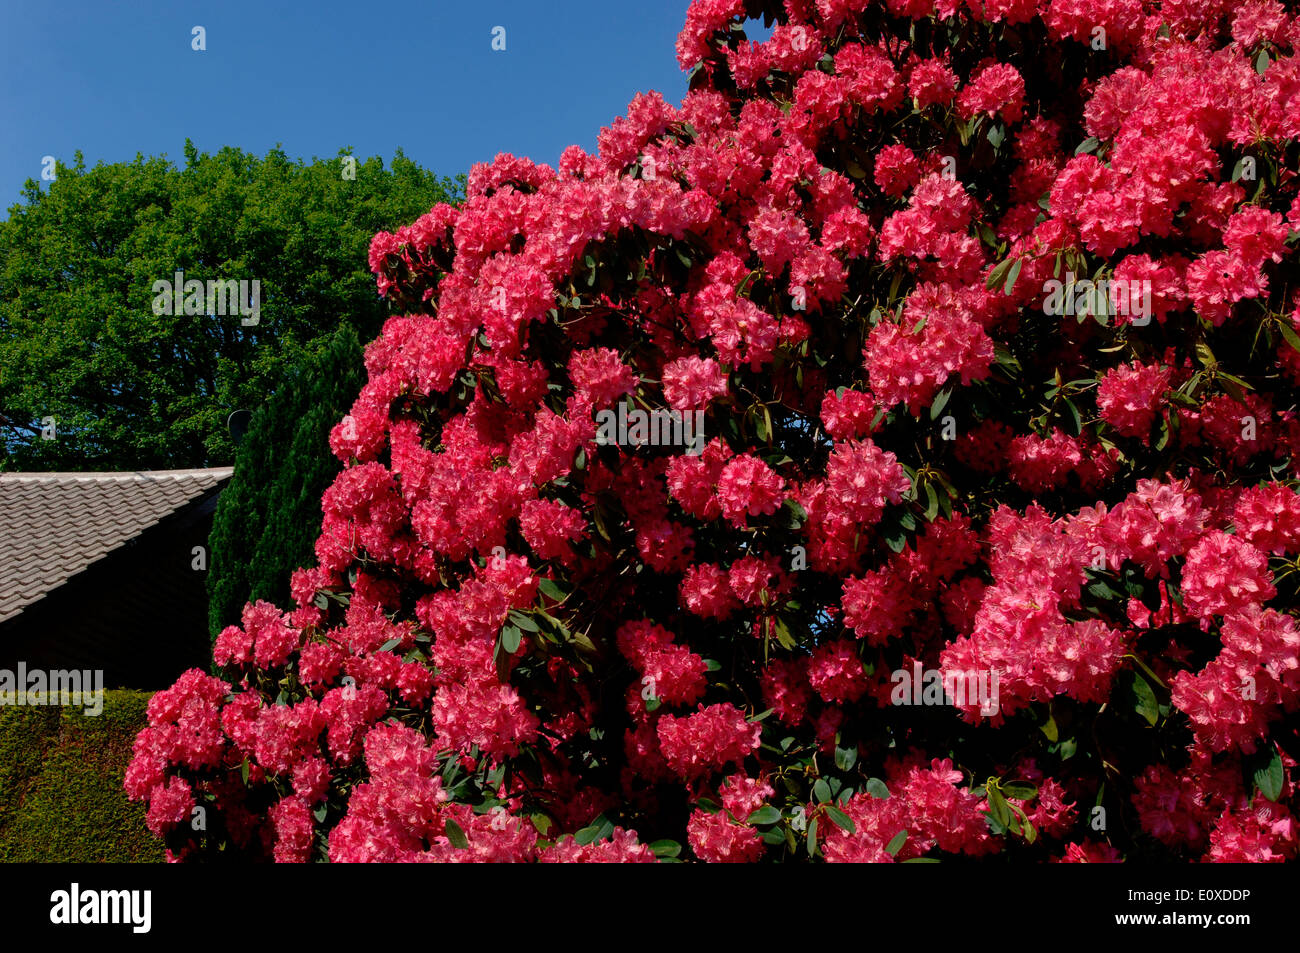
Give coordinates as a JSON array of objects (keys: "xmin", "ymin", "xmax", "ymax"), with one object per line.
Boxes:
[{"xmin": 206, "ymin": 323, "xmax": 366, "ymax": 639}]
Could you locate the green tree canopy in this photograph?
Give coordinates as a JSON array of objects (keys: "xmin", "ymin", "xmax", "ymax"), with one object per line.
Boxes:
[{"xmin": 0, "ymin": 142, "xmax": 463, "ymax": 470}]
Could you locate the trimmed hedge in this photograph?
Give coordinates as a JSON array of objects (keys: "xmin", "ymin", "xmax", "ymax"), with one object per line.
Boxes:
[{"xmin": 0, "ymin": 690, "xmax": 161, "ymax": 862}]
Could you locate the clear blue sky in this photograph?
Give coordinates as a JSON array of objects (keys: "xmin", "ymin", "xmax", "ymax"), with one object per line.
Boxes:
[{"xmin": 0, "ymin": 0, "xmax": 717, "ymax": 212}]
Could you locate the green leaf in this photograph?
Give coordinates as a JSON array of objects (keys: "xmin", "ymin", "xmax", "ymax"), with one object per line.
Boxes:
[
  {"xmin": 936, "ymin": 488, "xmax": 953, "ymax": 520},
  {"xmin": 379, "ymin": 637, "xmax": 402, "ymax": 652},
  {"xmin": 929, "ymin": 386, "xmax": 952, "ymax": 421},
  {"xmin": 1155, "ymin": 416, "xmax": 1172, "ymax": 452},
  {"xmin": 983, "ymin": 810, "xmax": 1008, "ymax": 835},
  {"xmin": 888, "ymin": 269, "xmax": 904, "ymax": 304},
  {"xmin": 986, "ymin": 785, "xmax": 1011, "ymax": 828},
  {"xmin": 574, "ymin": 815, "xmax": 615, "ymax": 845},
  {"xmin": 1003, "ymin": 258, "xmax": 1022, "ymax": 295},
  {"xmin": 1062, "ymin": 398, "xmax": 1082, "ymax": 436},
  {"xmin": 812, "ymin": 779, "xmax": 832, "ymax": 804},
  {"xmin": 806, "ymin": 818, "xmax": 819, "ymax": 857},
  {"xmin": 500, "ymin": 625, "xmax": 522, "ymax": 655},
  {"xmin": 1254, "ymin": 749, "xmax": 1284, "ymax": 802},
  {"xmin": 1005, "ymin": 805, "xmax": 1024, "ymax": 837},
  {"xmin": 735, "ymin": 268, "xmax": 761, "ymax": 297},
  {"xmin": 507, "ymin": 609, "xmax": 539, "ymax": 631},
  {"xmin": 884, "ymin": 830, "xmax": 907, "ymax": 856},
  {"xmin": 444, "ymin": 818, "xmax": 469, "ymax": 849},
  {"xmin": 825, "ymin": 805, "xmax": 856, "ymax": 834},
  {"xmin": 568, "ymin": 628, "xmax": 598, "ymax": 655},
  {"xmin": 748, "ymin": 806, "xmax": 783, "ymax": 826},
  {"xmin": 772, "ymin": 618, "xmax": 797, "ymax": 651},
  {"xmin": 649, "ymin": 839, "xmax": 681, "ymax": 858},
  {"xmin": 923, "ymin": 481, "xmax": 940, "ymax": 522},
  {"xmin": 779, "ymin": 498, "xmax": 808, "ymax": 527},
  {"xmin": 1040, "ymin": 715, "xmax": 1059, "ymax": 743},
  {"xmin": 591, "ymin": 503, "xmax": 612, "ymax": 541},
  {"xmin": 1002, "ymin": 782, "xmax": 1038, "ymax": 801},
  {"xmin": 1255, "ymin": 49, "xmax": 1270, "ymax": 74},
  {"xmin": 538, "ymin": 577, "xmax": 569, "ymax": 602},
  {"xmin": 1217, "ymin": 371, "xmax": 1252, "ymax": 403},
  {"xmin": 865, "ymin": 778, "xmax": 890, "ymax": 799},
  {"xmin": 834, "ymin": 744, "xmax": 858, "ymax": 772},
  {"xmin": 1276, "ymin": 319, "xmax": 1300, "ymax": 354},
  {"xmin": 985, "ymin": 258, "xmax": 1013, "ymax": 291},
  {"xmin": 1086, "ymin": 574, "xmax": 1123, "ymax": 601},
  {"xmin": 493, "ymin": 640, "xmax": 509, "ymax": 682},
  {"xmin": 1009, "ymin": 802, "xmax": 1037, "ymax": 843},
  {"xmin": 1074, "ymin": 136, "xmax": 1101, "ymax": 156},
  {"xmin": 1195, "ymin": 340, "xmax": 1217, "ymax": 369},
  {"xmin": 1130, "ymin": 671, "xmax": 1159, "ymax": 726}
]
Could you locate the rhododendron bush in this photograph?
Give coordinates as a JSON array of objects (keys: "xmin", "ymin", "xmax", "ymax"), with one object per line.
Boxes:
[{"xmin": 129, "ymin": 0, "xmax": 1300, "ymax": 863}]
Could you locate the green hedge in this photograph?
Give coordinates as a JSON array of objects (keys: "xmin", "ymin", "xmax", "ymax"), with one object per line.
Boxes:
[{"xmin": 0, "ymin": 690, "xmax": 161, "ymax": 862}]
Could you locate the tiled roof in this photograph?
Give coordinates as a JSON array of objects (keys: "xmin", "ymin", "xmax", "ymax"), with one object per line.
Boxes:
[{"xmin": 0, "ymin": 468, "xmax": 233, "ymax": 623}]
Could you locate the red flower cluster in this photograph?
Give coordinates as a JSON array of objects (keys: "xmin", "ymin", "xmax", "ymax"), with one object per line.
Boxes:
[{"xmin": 131, "ymin": 0, "xmax": 1300, "ymax": 863}]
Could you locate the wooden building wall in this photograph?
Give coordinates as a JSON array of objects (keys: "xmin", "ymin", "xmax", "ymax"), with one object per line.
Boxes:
[{"xmin": 0, "ymin": 491, "xmax": 221, "ymax": 690}]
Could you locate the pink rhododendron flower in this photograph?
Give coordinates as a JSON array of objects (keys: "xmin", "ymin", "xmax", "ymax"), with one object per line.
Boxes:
[{"xmin": 129, "ymin": 0, "xmax": 1300, "ymax": 866}]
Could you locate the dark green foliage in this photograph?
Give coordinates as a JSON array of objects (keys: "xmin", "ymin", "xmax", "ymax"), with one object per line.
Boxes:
[
  {"xmin": 0, "ymin": 690, "xmax": 161, "ymax": 862},
  {"xmin": 0, "ymin": 141, "xmax": 463, "ymax": 470},
  {"xmin": 207, "ymin": 323, "xmax": 366, "ymax": 639}
]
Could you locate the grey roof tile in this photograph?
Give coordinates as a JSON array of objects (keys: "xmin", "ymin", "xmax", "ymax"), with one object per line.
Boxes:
[{"xmin": 0, "ymin": 468, "xmax": 233, "ymax": 622}]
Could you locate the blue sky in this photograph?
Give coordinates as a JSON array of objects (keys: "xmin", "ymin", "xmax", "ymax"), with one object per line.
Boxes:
[{"xmin": 0, "ymin": 0, "xmax": 714, "ymax": 212}]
